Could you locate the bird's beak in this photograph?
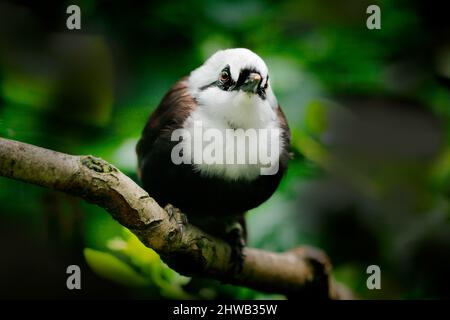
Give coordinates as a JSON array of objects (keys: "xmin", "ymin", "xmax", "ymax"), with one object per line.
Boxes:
[{"xmin": 241, "ymin": 72, "xmax": 262, "ymax": 94}]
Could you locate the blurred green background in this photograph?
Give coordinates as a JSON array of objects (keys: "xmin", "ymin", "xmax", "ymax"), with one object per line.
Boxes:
[{"xmin": 0, "ymin": 0, "xmax": 449, "ymax": 299}]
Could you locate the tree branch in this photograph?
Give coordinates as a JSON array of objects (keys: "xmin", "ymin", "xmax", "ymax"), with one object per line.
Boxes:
[{"xmin": 0, "ymin": 137, "xmax": 353, "ymax": 299}]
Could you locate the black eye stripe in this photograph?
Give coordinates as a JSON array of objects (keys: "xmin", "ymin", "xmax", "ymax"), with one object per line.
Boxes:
[
  {"xmin": 234, "ymin": 68, "xmax": 263, "ymax": 89},
  {"xmin": 199, "ymin": 82, "xmax": 215, "ymax": 91},
  {"xmin": 235, "ymin": 69, "xmax": 249, "ymax": 88},
  {"xmin": 199, "ymin": 66, "xmax": 268, "ymax": 100},
  {"xmin": 199, "ymin": 78, "xmax": 234, "ymax": 92}
]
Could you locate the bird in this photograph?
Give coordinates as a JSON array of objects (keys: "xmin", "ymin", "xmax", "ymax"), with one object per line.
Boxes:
[{"xmin": 136, "ymin": 48, "xmax": 290, "ymax": 273}]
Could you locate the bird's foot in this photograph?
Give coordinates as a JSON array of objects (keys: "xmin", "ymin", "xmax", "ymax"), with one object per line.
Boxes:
[
  {"xmin": 225, "ymin": 221, "xmax": 246, "ymax": 275},
  {"xmin": 164, "ymin": 204, "xmax": 188, "ymax": 239}
]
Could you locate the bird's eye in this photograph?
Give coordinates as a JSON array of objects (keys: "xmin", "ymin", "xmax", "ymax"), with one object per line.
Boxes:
[{"xmin": 219, "ymin": 70, "xmax": 230, "ymax": 82}]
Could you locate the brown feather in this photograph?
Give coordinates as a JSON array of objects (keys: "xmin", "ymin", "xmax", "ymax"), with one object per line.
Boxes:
[{"xmin": 136, "ymin": 77, "xmax": 196, "ymax": 178}]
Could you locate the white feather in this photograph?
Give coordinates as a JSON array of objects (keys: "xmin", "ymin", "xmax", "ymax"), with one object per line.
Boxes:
[{"xmin": 185, "ymin": 48, "xmax": 283, "ymax": 181}]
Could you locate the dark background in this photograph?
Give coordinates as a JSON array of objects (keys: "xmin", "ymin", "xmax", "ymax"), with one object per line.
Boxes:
[{"xmin": 0, "ymin": 0, "xmax": 449, "ymax": 299}]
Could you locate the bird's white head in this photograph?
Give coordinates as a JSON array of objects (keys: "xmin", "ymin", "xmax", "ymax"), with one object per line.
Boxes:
[{"xmin": 188, "ymin": 48, "xmax": 278, "ymax": 129}]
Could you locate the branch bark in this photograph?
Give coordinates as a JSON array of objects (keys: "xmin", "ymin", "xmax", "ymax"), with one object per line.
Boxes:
[{"xmin": 0, "ymin": 137, "xmax": 353, "ymax": 299}]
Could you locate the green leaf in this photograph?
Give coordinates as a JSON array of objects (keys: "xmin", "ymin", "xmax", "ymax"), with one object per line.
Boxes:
[
  {"xmin": 105, "ymin": 228, "xmax": 194, "ymax": 299},
  {"xmin": 304, "ymin": 100, "xmax": 327, "ymax": 136},
  {"xmin": 84, "ymin": 248, "xmax": 150, "ymax": 287},
  {"xmin": 293, "ymin": 129, "xmax": 329, "ymax": 167}
]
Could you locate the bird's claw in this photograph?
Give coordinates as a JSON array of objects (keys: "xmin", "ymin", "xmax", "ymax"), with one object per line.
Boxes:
[{"xmin": 225, "ymin": 222, "xmax": 246, "ymax": 275}]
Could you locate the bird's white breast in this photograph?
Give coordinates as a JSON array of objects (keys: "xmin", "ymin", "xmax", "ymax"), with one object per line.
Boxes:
[{"xmin": 181, "ymin": 89, "xmax": 283, "ymax": 181}]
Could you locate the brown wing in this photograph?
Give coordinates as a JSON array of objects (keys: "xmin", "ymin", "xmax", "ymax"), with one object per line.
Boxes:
[
  {"xmin": 275, "ymin": 104, "xmax": 292, "ymax": 168},
  {"xmin": 136, "ymin": 77, "xmax": 197, "ymax": 179}
]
